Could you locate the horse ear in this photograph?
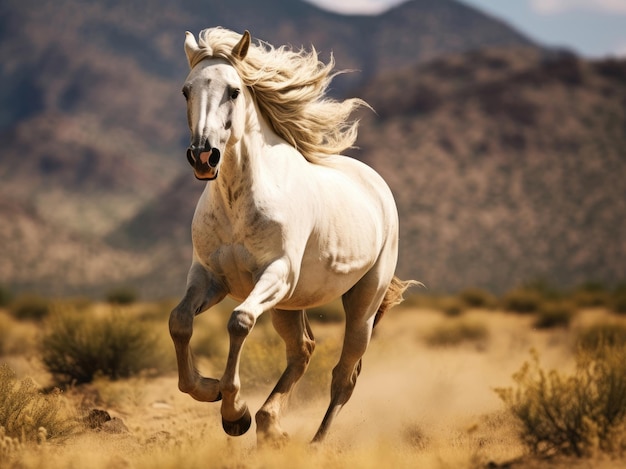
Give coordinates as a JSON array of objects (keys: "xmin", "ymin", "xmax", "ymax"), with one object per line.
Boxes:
[
  {"xmin": 232, "ymin": 30, "xmax": 251, "ymax": 60},
  {"xmin": 184, "ymin": 31, "xmax": 200, "ymax": 67}
]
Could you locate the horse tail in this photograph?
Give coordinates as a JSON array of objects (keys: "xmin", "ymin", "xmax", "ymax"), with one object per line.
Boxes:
[{"xmin": 373, "ymin": 276, "xmax": 422, "ymax": 328}]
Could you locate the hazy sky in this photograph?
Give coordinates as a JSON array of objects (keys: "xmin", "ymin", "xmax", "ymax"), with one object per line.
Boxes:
[{"xmin": 304, "ymin": 0, "xmax": 626, "ymax": 58}]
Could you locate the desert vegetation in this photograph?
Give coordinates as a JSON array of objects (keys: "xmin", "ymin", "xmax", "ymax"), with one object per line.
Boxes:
[{"xmin": 1, "ymin": 282, "xmax": 626, "ymax": 468}]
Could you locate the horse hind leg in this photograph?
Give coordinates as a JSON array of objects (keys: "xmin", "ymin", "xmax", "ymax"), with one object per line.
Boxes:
[
  {"xmin": 311, "ymin": 272, "xmax": 385, "ymax": 443},
  {"xmin": 311, "ymin": 272, "xmax": 414, "ymax": 443},
  {"xmin": 255, "ymin": 309, "xmax": 315, "ymax": 445}
]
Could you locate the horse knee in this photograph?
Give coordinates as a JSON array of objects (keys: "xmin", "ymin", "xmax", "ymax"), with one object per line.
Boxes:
[
  {"xmin": 169, "ymin": 308, "xmax": 193, "ymax": 343},
  {"xmin": 219, "ymin": 380, "xmax": 240, "ymax": 397},
  {"xmin": 227, "ymin": 310, "xmax": 256, "ymax": 337},
  {"xmin": 299, "ymin": 337, "xmax": 316, "ymax": 368},
  {"xmin": 330, "ymin": 359, "xmax": 362, "ymax": 398}
]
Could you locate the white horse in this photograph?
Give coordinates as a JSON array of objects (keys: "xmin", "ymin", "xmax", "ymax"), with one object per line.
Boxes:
[{"xmin": 169, "ymin": 27, "xmax": 416, "ymax": 444}]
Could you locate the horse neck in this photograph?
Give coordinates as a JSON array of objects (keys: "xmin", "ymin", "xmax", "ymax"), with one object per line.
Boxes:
[{"xmin": 212, "ymin": 99, "xmax": 273, "ymax": 204}]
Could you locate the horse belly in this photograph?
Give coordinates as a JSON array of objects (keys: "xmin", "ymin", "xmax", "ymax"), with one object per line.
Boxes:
[{"xmin": 276, "ymin": 243, "xmax": 374, "ymax": 310}]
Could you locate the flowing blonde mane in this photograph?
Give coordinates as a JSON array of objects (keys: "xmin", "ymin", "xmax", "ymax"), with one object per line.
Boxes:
[{"xmin": 187, "ymin": 27, "xmax": 368, "ymax": 164}]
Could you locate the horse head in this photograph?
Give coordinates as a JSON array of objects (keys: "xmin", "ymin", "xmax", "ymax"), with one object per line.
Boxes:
[{"xmin": 182, "ymin": 30, "xmax": 250, "ymax": 180}]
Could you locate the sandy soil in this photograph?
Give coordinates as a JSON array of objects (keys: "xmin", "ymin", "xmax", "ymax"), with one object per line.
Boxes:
[{"xmin": 2, "ymin": 306, "xmax": 625, "ymax": 468}]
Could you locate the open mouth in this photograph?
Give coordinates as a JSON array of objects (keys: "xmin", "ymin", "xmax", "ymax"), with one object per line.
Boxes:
[{"xmin": 186, "ymin": 146, "xmax": 221, "ymax": 180}]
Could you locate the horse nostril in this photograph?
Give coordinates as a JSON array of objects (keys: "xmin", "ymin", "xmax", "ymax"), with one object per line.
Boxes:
[
  {"xmin": 208, "ymin": 148, "xmax": 221, "ymax": 167},
  {"xmin": 186, "ymin": 148, "xmax": 196, "ymax": 166}
]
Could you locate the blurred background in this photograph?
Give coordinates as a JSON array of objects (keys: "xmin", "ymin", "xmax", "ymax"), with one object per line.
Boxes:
[{"xmin": 0, "ymin": 0, "xmax": 624, "ymax": 299}]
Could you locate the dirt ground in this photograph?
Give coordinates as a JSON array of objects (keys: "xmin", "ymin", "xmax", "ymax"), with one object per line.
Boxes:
[{"xmin": 3, "ymin": 305, "xmax": 626, "ymax": 468}]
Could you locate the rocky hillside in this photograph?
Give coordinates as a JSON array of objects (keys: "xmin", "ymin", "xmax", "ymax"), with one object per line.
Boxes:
[
  {"xmin": 111, "ymin": 49, "xmax": 626, "ymax": 296},
  {"xmin": 356, "ymin": 49, "xmax": 626, "ymax": 292},
  {"xmin": 4, "ymin": 0, "xmax": 623, "ymax": 296}
]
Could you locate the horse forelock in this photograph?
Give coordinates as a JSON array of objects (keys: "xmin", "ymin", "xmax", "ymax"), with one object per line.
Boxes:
[{"xmin": 191, "ymin": 27, "xmax": 369, "ymax": 164}]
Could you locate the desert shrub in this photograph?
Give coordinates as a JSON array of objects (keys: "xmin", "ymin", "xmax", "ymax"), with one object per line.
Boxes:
[
  {"xmin": 240, "ymin": 326, "xmax": 284, "ymax": 392},
  {"xmin": 576, "ymin": 322, "xmax": 626, "ymax": 352},
  {"xmin": 190, "ymin": 326, "xmax": 228, "ymax": 362},
  {"xmin": 611, "ymin": 285, "xmax": 626, "ymax": 314},
  {"xmin": 613, "ymin": 295, "xmax": 626, "ymax": 314},
  {"xmin": 137, "ymin": 299, "xmax": 178, "ymax": 322},
  {"xmin": 571, "ymin": 282, "xmax": 609, "ymax": 308},
  {"xmin": 0, "ymin": 313, "xmax": 36, "ymax": 356},
  {"xmin": 501, "ymin": 288, "xmax": 543, "ymax": 314},
  {"xmin": 9, "ymin": 294, "xmax": 50, "ymax": 321},
  {"xmin": 41, "ymin": 310, "xmax": 168, "ymax": 384},
  {"xmin": 0, "ymin": 285, "xmax": 12, "ymax": 308},
  {"xmin": 522, "ymin": 279, "xmax": 562, "ymax": 300},
  {"xmin": 425, "ymin": 318, "xmax": 489, "ymax": 347},
  {"xmin": 437, "ymin": 296, "xmax": 464, "ymax": 317},
  {"xmin": 0, "ymin": 315, "xmax": 9, "ymax": 355},
  {"xmin": 309, "ymin": 299, "xmax": 344, "ymax": 323},
  {"xmin": 0, "ymin": 363, "xmax": 77, "ymax": 443},
  {"xmin": 533, "ymin": 301, "xmax": 575, "ymax": 329},
  {"xmin": 55, "ymin": 296, "xmax": 93, "ymax": 312},
  {"xmin": 294, "ymin": 335, "xmax": 342, "ymax": 401},
  {"xmin": 458, "ymin": 288, "xmax": 496, "ymax": 309},
  {"xmin": 105, "ymin": 286, "xmax": 138, "ymax": 305},
  {"xmin": 496, "ymin": 346, "xmax": 626, "ymax": 458}
]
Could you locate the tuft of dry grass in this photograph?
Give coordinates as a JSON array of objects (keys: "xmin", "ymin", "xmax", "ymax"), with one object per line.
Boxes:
[{"xmin": 0, "ymin": 363, "xmax": 77, "ymax": 444}]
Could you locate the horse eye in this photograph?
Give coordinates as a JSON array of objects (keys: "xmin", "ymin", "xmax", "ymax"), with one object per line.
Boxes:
[
  {"xmin": 182, "ymin": 86, "xmax": 190, "ymax": 101},
  {"xmin": 230, "ymin": 88, "xmax": 240, "ymax": 100}
]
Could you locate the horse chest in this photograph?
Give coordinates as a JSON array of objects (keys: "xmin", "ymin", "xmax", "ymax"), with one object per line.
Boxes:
[{"xmin": 192, "ymin": 201, "xmax": 284, "ymax": 293}]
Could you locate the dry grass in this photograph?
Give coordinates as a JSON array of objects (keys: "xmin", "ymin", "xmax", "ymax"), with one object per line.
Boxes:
[{"xmin": 1, "ymin": 300, "xmax": 626, "ymax": 468}]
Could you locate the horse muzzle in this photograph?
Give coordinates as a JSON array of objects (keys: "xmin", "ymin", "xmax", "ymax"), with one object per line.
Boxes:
[{"xmin": 186, "ymin": 142, "xmax": 221, "ymax": 180}]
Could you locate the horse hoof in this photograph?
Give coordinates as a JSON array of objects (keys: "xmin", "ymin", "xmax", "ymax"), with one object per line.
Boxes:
[{"xmin": 222, "ymin": 407, "xmax": 252, "ymax": 436}]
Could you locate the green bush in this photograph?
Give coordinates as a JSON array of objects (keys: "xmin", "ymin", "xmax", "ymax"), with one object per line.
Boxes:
[
  {"xmin": 521, "ymin": 279, "xmax": 562, "ymax": 301},
  {"xmin": 41, "ymin": 310, "xmax": 167, "ymax": 384},
  {"xmin": 105, "ymin": 286, "xmax": 138, "ymax": 305},
  {"xmin": 240, "ymin": 325, "xmax": 284, "ymax": 392},
  {"xmin": 437, "ymin": 297, "xmax": 464, "ymax": 317},
  {"xmin": 9, "ymin": 294, "xmax": 50, "ymax": 321},
  {"xmin": 425, "ymin": 318, "xmax": 489, "ymax": 347},
  {"xmin": 571, "ymin": 282, "xmax": 609, "ymax": 308},
  {"xmin": 611, "ymin": 285, "xmax": 626, "ymax": 314},
  {"xmin": 533, "ymin": 301, "xmax": 575, "ymax": 329},
  {"xmin": 613, "ymin": 294, "xmax": 626, "ymax": 314},
  {"xmin": 501, "ymin": 288, "xmax": 543, "ymax": 314},
  {"xmin": 496, "ymin": 346, "xmax": 626, "ymax": 458},
  {"xmin": 0, "ymin": 315, "xmax": 12, "ymax": 356},
  {"xmin": 458, "ymin": 288, "xmax": 496, "ymax": 309},
  {"xmin": 309, "ymin": 299, "xmax": 344, "ymax": 323},
  {"xmin": 0, "ymin": 285, "xmax": 12, "ymax": 308},
  {"xmin": 0, "ymin": 363, "xmax": 77, "ymax": 443}
]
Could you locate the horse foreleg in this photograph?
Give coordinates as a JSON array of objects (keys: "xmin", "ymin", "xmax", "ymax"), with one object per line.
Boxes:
[
  {"xmin": 169, "ymin": 264, "xmax": 226, "ymax": 402},
  {"xmin": 256, "ymin": 309, "xmax": 315, "ymax": 445},
  {"xmin": 219, "ymin": 258, "xmax": 293, "ymax": 436}
]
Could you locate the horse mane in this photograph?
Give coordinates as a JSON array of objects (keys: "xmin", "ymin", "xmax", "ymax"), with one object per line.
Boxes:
[{"xmin": 188, "ymin": 27, "xmax": 369, "ymax": 164}]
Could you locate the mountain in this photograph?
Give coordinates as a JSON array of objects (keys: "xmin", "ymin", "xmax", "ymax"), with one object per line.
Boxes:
[
  {"xmin": 356, "ymin": 49, "xmax": 626, "ymax": 292},
  {"xmin": 5, "ymin": 0, "xmax": 620, "ymax": 297},
  {"xmin": 0, "ymin": 194, "xmax": 153, "ymax": 295},
  {"xmin": 112, "ymin": 49, "xmax": 626, "ymax": 295}
]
